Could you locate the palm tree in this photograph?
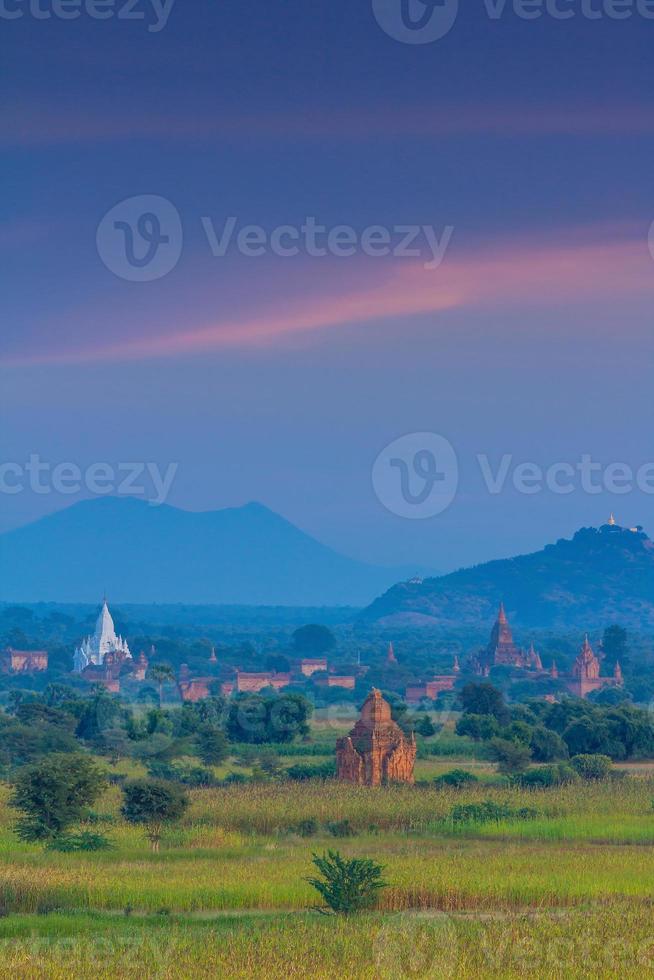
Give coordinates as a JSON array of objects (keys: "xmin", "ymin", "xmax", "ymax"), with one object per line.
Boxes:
[{"xmin": 148, "ymin": 664, "xmax": 176, "ymax": 708}]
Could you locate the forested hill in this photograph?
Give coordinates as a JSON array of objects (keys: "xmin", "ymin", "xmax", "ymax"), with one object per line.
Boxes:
[{"xmin": 362, "ymin": 523, "xmax": 654, "ymax": 631}]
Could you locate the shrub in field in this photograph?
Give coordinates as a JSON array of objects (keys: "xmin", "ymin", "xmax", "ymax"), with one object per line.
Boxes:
[
  {"xmin": 9, "ymin": 753, "xmax": 107, "ymax": 843},
  {"xmin": 121, "ymin": 778, "xmax": 189, "ymax": 851},
  {"xmin": 83, "ymin": 811, "xmax": 116, "ymax": 825},
  {"xmin": 222, "ymin": 772, "xmax": 249, "ymax": 785},
  {"xmin": 449, "ymin": 799, "xmax": 539, "ymax": 825},
  {"xmin": 148, "ymin": 760, "xmax": 217, "ymax": 787},
  {"xmin": 293, "ymin": 817, "xmax": 318, "ymax": 837},
  {"xmin": 434, "ymin": 768, "xmax": 479, "ymax": 789},
  {"xmin": 257, "ymin": 748, "xmax": 283, "ymax": 777},
  {"xmin": 46, "ymin": 831, "xmax": 113, "ymax": 852},
  {"xmin": 518, "ymin": 763, "xmax": 578, "ymax": 787},
  {"xmin": 327, "ymin": 819, "xmax": 356, "ymax": 838},
  {"xmin": 286, "ymin": 762, "xmax": 336, "ymax": 781},
  {"xmin": 305, "ymin": 850, "xmax": 387, "ymax": 914},
  {"xmin": 570, "ymin": 754, "xmax": 613, "ymax": 781}
]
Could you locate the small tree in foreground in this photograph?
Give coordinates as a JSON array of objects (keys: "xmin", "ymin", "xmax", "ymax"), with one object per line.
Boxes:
[
  {"xmin": 9, "ymin": 753, "xmax": 107, "ymax": 843},
  {"xmin": 121, "ymin": 778, "xmax": 188, "ymax": 851},
  {"xmin": 305, "ymin": 850, "xmax": 387, "ymax": 914}
]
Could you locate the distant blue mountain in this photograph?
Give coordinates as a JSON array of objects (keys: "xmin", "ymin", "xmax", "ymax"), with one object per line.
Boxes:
[{"xmin": 0, "ymin": 498, "xmax": 431, "ymax": 606}]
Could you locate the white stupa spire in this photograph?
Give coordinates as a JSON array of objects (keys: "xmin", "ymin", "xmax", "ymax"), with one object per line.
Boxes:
[{"xmin": 73, "ymin": 599, "xmax": 132, "ymax": 672}]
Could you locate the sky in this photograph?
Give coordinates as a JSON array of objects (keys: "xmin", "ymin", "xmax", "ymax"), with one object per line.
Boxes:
[{"xmin": 1, "ymin": 1, "xmax": 653, "ymax": 573}]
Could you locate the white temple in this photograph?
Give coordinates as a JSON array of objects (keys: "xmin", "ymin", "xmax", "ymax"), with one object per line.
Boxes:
[{"xmin": 73, "ymin": 600, "xmax": 131, "ymax": 672}]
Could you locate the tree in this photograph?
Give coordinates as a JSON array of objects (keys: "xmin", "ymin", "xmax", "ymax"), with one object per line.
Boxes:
[
  {"xmin": 15, "ymin": 702, "xmax": 76, "ymax": 732},
  {"xmin": 292, "ymin": 625, "xmax": 336, "ymax": 657},
  {"xmin": 562, "ymin": 718, "xmax": 612, "ymax": 757},
  {"xmin": 226, "ymin": 693, "xmax": 311, "ymax": 744},
  {"xmin": 455, "ymin": 713, "xmax": 499, "ymax": 741},
  {"xmin": 121, "ymin": 778, "xmax": 188, "ymax": 851},
  {"xmin": 148, "ymin": 664, "xmax": 177, "ymax": 708},
  {"xmin": 9, "ymin": 754, "xmax": 107, "ymax": 843},
  {"xmin": 265, "ymin": 654, "xmax": 292, "ymax": 673},
  {"xmin": 459, "ymin": 683, "xmax": 509, "ymax": 725},
  {"xmin": 416, "ymin": 715, "xmax": 436, "ymax": 737},
  {"xmin": 488, "ymin": 737, "xmax": 532, "ymax": 775},
  {"xmin": 196, "ymin": 725, "xmax": 229, "ymax": 765},
  {"xmin": 602, "ymin": 625, "xmax": 629, "ymax": 670},
  {"xmin": 0, "ymin": 714, "xmax": 79, "ymax": 767},
  {"xmin": 305, "ymin": 850, "xmax": 387, "ymax": 914},
  {"xmin": 530, "ymin": 726, "xmax": 568, "ymax": 762},
  {"xmin": 75, "ymin": 689, "xmax": 124, "ymax": 745}
]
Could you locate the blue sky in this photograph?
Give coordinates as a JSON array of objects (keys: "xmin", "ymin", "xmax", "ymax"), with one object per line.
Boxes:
[{"xmin": 1, "ymin": 2, "xmax": 653, "ymax": 571}]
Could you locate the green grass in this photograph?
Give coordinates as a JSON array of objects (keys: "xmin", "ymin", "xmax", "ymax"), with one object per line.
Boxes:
[
  {"xmin": 2, "ymin": 759, "xmax": 654, "ymax": 975},
  {"xmin": 0, "ymin": 906, "xmax": 652, "ymax": 978}
]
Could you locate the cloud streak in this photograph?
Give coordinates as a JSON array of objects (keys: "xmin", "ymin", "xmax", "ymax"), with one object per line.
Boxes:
[
  {"xmin": 6, "ymin": 229, "xmax": 653, "ymax": 367},
  {"xmin": 4, "ymin": 102, "xmax": 654, "ymax": 148}
]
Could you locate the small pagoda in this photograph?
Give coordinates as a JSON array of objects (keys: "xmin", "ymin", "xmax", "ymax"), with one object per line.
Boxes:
[{"xmin": 336, "ymin": 689, "xmax": 416, "ymax": 787}]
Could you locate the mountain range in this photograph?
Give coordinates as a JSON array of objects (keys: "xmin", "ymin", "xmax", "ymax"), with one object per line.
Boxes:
[
  {"xmin": 0, "ymin": 498, "xmax": 431, "ymax": 607},
  {"xmin": 362, "ymin": 521, "xmax": 654, "ymax": 630}
]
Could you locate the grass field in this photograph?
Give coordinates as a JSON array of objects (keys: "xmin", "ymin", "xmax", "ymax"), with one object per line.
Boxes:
[{"xmin": 2, "ymin": 749, "xmax": 654, "ymax": 976}]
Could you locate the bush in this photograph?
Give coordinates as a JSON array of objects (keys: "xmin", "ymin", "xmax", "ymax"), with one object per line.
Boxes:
[
  {"xmin": 147, "ymin": 760, "xmax": 217, "ymax": 787},
  {"xmin": 530, "ymin": 727, "xmax": 569, "ymax": 762},
  {"xmin": 83, "ymin": 811, "xmax": 116, "ymax": 825},
  {"xmin": 326, "ymin": 819, "xmax": 355, "ymax": 838},
  {"xmin": 290, "ymin": 819, "xmax": 318, "ymax": 837},
  {"xmin": 305, "ymin": 850, "xmax": 387, "ymax": 914},
  {"xmin": 286, "ymin": 762, "xmax": 336, "ymax": 781},
  {"xmin": 518, "ymin": 764, "xmax": 578, "ymax": 788},
  {"xmin": 222, "ymin": 772, "xmax": 248, "ymax": 785},
  {"xmin": 570, "ymin": 754, "xmax": 613, "ymax": 781},
  {"xmin": 449, "ymin": 799, "xmax": 539, "ymax": 825},
  {"xmin": 488, "ymin": 738, "xmax": 532, "ymax": 775},
  {"xmin": 434, "ymin": 769, "xmax": 479, "ymax": 789},
  {"xmin": 47, "ymin": 832, "xmax": 113, "ymax": 852}
]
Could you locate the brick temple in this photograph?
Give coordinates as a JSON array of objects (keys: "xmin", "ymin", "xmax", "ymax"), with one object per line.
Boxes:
[
  {"xmin": 336, "ymin": 688, "xmax": 416, "ymax": 786},
  {"xmin": 566, "ymin": 636, "xmax": 623, "ymax": 698},
  {"xmin": 470, "ymin": 603, "xmax": 543, "ymax": 675}
]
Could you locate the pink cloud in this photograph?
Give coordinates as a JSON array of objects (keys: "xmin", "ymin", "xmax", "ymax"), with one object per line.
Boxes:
[{"xmin": 6, "ymin": 229, "xmax": 653, "ymax": 367}]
